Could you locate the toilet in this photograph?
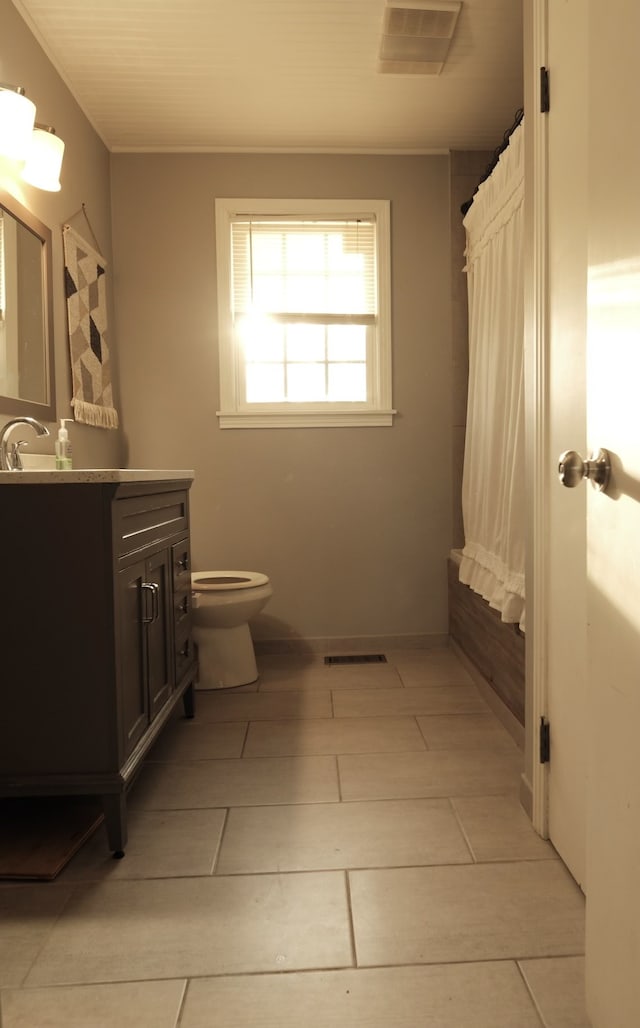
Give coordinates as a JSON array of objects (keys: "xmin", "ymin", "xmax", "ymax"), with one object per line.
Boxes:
[{"xmin": 191, "ymin": 571, "xmax": 272, "ymax": 689}]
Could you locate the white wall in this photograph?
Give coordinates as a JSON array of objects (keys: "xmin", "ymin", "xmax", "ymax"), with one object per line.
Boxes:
[{"xmin": 111, "ymin": 153, "xmax": 453, "ymax": 647}]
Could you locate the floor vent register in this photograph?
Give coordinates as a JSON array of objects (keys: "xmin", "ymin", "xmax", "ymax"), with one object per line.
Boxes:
[{"xmin": 324, "ymin": 654, "xmax": 387, "ymax": 665}]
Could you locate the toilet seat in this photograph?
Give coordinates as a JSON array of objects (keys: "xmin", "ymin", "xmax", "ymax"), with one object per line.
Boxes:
[{"xmin": 191, "ymin": 570, "xmax": 269, "ymax": 591}]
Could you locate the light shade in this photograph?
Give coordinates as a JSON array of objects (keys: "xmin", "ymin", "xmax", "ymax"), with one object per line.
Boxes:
[
  {"xmin": 0, "ymin": 86, "xmax": 36, "ymax": 159},
  {"xmin": 21, "ymin": 127, "xmax": 65, "ymax": 192}
]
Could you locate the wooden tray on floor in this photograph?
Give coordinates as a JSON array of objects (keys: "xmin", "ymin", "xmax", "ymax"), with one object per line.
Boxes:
[{"xmin": 0, "ymin": 797, "xmax": 104, "ymax": 880}]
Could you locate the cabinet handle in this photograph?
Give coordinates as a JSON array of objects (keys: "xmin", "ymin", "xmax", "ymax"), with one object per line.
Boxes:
[
  {"xmin": 176, "ymin": 554, "xmax": 190, "ymax": 573},
  {"xmin": 141, "ymin": 582, "xmax": 160, "ymax": 624},
  {"xmin": 178, "ymin": 595, "xmax": 189, "ymax": 616}
]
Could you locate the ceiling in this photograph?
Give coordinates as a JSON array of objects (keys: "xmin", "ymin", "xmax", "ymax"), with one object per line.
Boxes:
[{"xmin": 12, "ymin": 0, "xmax": 523, "ymax": 154}]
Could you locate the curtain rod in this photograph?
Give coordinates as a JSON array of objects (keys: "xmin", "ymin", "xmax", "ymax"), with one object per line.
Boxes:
[{"xmin": 460, "ymin": 108, "xmax": 524, "ymax": 217}]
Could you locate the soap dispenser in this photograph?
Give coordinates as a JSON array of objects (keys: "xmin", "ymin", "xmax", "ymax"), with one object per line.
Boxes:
[{"xmin": 55, "ymin": 419, "xmax": 73, "ymax": 470}]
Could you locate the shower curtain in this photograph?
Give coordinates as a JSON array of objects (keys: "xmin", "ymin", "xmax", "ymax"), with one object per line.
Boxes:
[{"xmin": 459, "ymin": 121, "xmax": 525, "ymax": 630}]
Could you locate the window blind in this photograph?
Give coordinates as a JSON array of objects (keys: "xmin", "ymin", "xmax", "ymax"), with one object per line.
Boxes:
[{"xmin": 230, "ymin": 216, "xmax": 378, "ymax": 320}]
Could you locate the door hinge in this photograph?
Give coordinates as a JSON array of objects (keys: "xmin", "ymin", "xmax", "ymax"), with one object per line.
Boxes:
[
  {"xmin": 540, "ymin": 67, "xmax": 550, "ymax": 113},
  {"xmin": 539, "ymin": 717, "xmax": 550, "ymax": 763}
]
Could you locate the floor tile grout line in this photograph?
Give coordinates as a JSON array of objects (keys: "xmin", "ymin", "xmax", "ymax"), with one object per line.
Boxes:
[
  {"xmin": 212, "ymin": 859, "xmax": 475, "ymax": 878},
  {"xmin": 335, "ymin": 755, "xmax": 343, "ymax": 802},
  {"xmin": 144, "ymin": 742, "xmax": 522, "ymax": 765},
  {"xmin": 7, "ymin": 952, "xmax": 588, "ymax": 993},
  {"xmin": 349, "ymin": 949, "xmax": 587, "ymax": 972},
  {"xmin": 447, "ymin": 796, "xmax": 478, "ymax": 863},
  {"xmin": 0, "ymin": 957, "xmax": 564, "ymax": 991},
  {"xmin": 55, "ymin": 854, "xmax": 567, "ymax": 887},
  {"xmin": 195, "ymin": 711, "xmax": 495, "ymax": 728},
  {"xmin": 514, "ymin": 960, "xmax": 552, "ymax": 1028},
  {"xmin": 210, "ymin": 854, "xmax": 569, "ymax": 878},
  {"xmin": 53, "ymin": 846, "xmax": 561, "ymax": 887},
  {"xmin": 173, "ymin": 977, "xmax": 190, "ymax": 1028},
  {"xmin": 239, "ymin": 720, "xmax": 251, "ymax": 758},
  {"xmin": 15, "ymin": 882, "xmax": 78, "ymax": 990},
  {"xmin": 209, "ymin": 808, "xmax": 230, "ymax": 875},
  {"xmin": 414, "ymin": 714, "xmax": 431, "ymax": 750},
  {"xmin": 343, "ymin": 869, "xmax": 359, "ymax": 969},
  {"xmin": 128, "ymin": 788, "xmax": 523, "ymax": 813}
]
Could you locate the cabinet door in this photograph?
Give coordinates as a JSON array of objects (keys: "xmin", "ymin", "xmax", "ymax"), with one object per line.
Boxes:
[
  {"xmin": 146, "ymin": 549, "xmax": 173, "ymax": 720},
  {"xmin": 117, "ymin": 560, "xmax": 149, "ymax": 757}
]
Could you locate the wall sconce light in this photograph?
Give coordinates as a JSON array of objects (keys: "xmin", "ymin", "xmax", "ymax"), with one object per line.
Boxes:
[
  {"xmin": 0, "ymin": 83, "xmax": 65, "ymax": 192},
  {"xmin": 22, "ymin": 126, "xmax": 65, "ymax": 192}
]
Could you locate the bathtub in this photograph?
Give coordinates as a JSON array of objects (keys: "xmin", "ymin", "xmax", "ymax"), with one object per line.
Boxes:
[{"xmin": 448, "ymin": 548, "xmax": 525, "ymax": 733}]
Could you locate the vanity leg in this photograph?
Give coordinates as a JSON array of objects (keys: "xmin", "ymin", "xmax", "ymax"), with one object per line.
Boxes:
[
  {"xmin": 102, "ymin": 792, "xmax": 128, "ymax": 858},
  {"xmin": 183, "ymin": 682, "xmax": 195, "ymax": 719}
]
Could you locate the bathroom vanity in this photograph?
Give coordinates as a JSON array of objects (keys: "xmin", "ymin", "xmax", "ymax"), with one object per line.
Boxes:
[{"xmin": 0, "ymin": 470, "xmax": 197, "ymax": 856}]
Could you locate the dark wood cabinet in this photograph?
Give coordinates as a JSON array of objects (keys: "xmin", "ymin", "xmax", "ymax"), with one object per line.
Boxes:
[{"xmin": 0, "ymin": 474, "xmax": 197, "ymax": 855}]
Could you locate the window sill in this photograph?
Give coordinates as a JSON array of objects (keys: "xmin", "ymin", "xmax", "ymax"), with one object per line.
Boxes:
[{"xmin": 217, "ymin": 409, "xmax": 397, "ymax": 429}]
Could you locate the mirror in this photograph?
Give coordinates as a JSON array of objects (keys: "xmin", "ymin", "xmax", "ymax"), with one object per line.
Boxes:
[{"xmin": 0, "ymin": 189, "xmax": 55, "ymax": 419}]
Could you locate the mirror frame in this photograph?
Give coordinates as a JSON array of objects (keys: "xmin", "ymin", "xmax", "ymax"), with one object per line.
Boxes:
[{"xmin": 0, "ymin": 189, "xmax": 56, "ymax": 420}]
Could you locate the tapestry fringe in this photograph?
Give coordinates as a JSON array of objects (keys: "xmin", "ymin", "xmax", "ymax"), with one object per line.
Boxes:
[{"xmin": 71, "ymin": 398, "xmax": 119, "ymax": 430}]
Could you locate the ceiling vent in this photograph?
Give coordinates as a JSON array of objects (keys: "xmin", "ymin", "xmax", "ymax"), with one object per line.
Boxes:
[{"xmin": 379, "ymin": 0, "xmax": 462, "ymax": 75}]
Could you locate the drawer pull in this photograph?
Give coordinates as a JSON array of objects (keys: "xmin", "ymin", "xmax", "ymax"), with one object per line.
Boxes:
[
  {"xmin": 141, "ymin": 582, "xmax": 159, "ymax": 623},
  {"xmin": 176, "ymin": 554, "xmax": 190, "ymax": 572}
]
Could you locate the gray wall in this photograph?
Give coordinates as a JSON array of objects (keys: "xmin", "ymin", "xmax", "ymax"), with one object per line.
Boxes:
[
  {"xmin": 0, "ymin": 0, "xmax": 123, "ymax": 470},
  {"xmin": 111, "ymin": 153, "xmax": 453, "ymax": 647}
]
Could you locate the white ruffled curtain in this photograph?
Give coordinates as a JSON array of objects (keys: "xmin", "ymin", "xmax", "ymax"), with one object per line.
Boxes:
[{"xmin": 459, "ymin": 121, "xmax": 525, "ymax": 630}]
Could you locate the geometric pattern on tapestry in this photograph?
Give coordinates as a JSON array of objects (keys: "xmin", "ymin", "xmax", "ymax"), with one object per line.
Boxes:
[{"xmin": 62, "ymin": 223, "xmax": 119, "ymax": 429}]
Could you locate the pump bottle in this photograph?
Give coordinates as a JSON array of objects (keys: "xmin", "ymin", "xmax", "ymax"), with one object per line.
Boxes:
[{"xmin": 55, "ymin": 419, "xmax": 73, "ymax": 470}]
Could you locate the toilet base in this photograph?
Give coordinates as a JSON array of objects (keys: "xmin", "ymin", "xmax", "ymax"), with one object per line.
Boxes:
[{"xmin": 193, "ymin": 622, "xmax": 258, "ymax": 689}]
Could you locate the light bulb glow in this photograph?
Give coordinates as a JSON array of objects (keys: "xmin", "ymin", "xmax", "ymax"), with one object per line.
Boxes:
[{"xmin": 0, "ymin": 88, "xmax": 36, "ymax": 160}]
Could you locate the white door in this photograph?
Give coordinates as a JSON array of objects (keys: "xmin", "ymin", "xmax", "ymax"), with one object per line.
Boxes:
[
  {"xmin": 545, "ymin": 0, "xmax": 588, "ymax": 888},
  {"xmin": 540, "ymin": 0, "xmax": 640, "ymax": 1020},
  {"xmin": 582, "ymin": 0, "xmax": 640, "ymax": 1020}
]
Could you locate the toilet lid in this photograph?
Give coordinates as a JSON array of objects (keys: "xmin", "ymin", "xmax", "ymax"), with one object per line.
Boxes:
[{"xmin": 191, "ymin": 570, "xmax": 269, "ymax": 590}]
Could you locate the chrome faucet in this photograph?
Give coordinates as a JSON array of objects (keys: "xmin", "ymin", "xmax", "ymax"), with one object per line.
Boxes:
[{"xmin": 0, "ymin": 417, "xmax": 50, "ymax": 471}]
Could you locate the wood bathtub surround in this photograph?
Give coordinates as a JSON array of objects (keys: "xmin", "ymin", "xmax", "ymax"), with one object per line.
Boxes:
[{"xmin": 447, "ymin": 559, "xmax": 525, "ymax": 726}]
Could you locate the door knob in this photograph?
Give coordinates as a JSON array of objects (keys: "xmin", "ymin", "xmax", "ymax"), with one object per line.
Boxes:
[{"xmin": 558, "ymin": 448, "xmax": 611, "ymax": 492}]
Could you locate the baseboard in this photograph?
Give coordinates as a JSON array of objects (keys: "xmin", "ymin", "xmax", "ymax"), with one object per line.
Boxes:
[
  {"xmin": 253, "ymin": 633, "xmax": 449, "ymax": 656},
  {"xmin": 519, "ymin": 771, "xmax": 534, "ymax": 820},
  {"xmin": 451, "ymin": 640, "xmax": 525, "ymax": 751}
]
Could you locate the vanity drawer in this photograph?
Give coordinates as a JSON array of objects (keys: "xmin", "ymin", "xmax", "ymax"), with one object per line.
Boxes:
[
  {"xmin": 114, "ymin": 491, "xmax": 189, "ymax": 560},
  {"xmin": 172, "ymin": 538, "xmax": 192, "ymax": 591},
  {"xmin": 172, "ymin": 538, "xmax": 192, "ymax": 633},
  {"xmin": 174, "ymin": 588, "xmax": 191, "ymax": 626}
]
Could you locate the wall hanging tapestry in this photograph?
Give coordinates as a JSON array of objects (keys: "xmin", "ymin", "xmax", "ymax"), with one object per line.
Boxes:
[{"xmin": 62, "ymin": 224, "xmax": 119, "ymax": 428}]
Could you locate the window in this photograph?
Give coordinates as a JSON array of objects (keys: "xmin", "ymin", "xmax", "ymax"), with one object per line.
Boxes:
[{"xmin": 215, "ymin": 198, "xmax": 394, "ymax": 428}]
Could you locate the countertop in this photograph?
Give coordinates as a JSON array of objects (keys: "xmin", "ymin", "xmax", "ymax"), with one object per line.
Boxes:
[{"xmin": 0, "ymin": 469, "xmax": 195, "ymax": 484}]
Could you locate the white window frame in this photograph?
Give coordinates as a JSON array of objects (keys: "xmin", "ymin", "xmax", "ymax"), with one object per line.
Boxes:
[{"xmin": 215, "ymin": 197, "xmax": 394, "ymax": 428}]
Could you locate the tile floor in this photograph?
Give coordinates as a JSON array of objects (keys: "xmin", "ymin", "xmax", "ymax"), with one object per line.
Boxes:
[{"xmin": 0, "ymin": 648, "xmax": 590, "ymax": 1027}]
